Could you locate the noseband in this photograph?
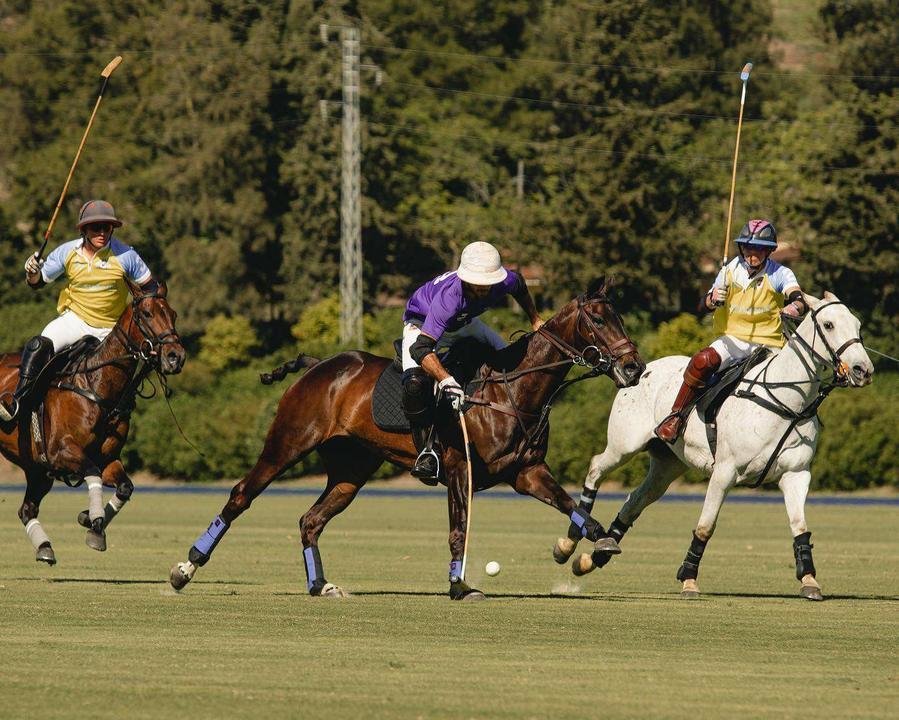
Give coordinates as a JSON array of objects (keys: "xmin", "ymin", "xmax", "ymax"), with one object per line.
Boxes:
[{"xmin": 537, "ymin": 295, "xmax": 638, "ymax": 372}]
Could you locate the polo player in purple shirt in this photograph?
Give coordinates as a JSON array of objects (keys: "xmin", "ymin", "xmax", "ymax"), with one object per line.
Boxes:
[{"xmin": 401, "ymin": 241, "xmax": 543, "ymax": 480}]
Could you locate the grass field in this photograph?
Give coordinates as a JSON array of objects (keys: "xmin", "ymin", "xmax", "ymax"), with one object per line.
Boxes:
[{"xmin": 0, "ymin": 486, "xmax": 896, "ymax": 720}]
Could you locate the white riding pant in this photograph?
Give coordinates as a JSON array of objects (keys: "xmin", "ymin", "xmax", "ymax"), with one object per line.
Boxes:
[
  {"xmin": 41, "ymin": 311, "xmax": 112, "ymax": 353},
  {"xmin": 710, "ymin": 334, "xmax": 766, "ymax": 371},
  {"xmin": 401, "ymin": 318, "xmax": 506, "ymax": 372}
]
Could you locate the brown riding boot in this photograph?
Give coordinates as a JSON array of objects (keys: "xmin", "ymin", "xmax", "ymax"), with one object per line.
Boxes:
[{"xmin": 654, "ymin": 346, "xmax": 722, "ymax": 444}]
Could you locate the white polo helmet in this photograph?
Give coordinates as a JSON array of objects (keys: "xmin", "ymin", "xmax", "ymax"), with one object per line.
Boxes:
[{"xmin": 456, "ymin": 241, "xmax": 507, "ymax": 285}]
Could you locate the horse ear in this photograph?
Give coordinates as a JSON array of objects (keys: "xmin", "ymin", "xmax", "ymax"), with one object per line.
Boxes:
[
  {"xmin": 157, "ymin": 279, "xmax": 168, "ymax": 298},
  {"xmin": 586, "ymin": 276, "xmax": 607, "ymax": 296},
  {"xmin": 822, "ymin": 290, "xmax": 840, "ymax": 303},
  {"xmin": 803, "ymin": 292, "xmax": 822, "ymax": 310}
]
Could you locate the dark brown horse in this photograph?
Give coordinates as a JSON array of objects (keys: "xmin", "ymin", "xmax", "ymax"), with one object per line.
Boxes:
[
  {"xmin": 0, "ymin": 281, "xmax": 185, "ymax": 564},
  {"xmin": 170, "ymin": 281, "xmax": 644, "ymax": 599}
]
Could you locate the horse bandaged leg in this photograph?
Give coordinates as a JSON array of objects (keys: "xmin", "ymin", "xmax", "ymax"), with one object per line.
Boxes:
[
  {"xmin": 793, "ymin": 531, "xmax": 816, "ymax": 580},
  {"xmin": 25, "ymin": 519, "xmax": 56, "ymax": 565},
  {"xmin": 188, "ymin": 515, "xmax": 230, "ymax": 566},
  {"xmin": 86, "ymin": 476, "xmax": 104, "ymax": 524},
  {"xmin": 303, "ymin": 546, "xmax": 327, "ymax": 595},
  {"xmin": 566, "ymin": 487, "xmax": 598, "ymax": 541},
  {"xmin": 676, "ymin": 532, "xmax": 708, "ymax": 582}
]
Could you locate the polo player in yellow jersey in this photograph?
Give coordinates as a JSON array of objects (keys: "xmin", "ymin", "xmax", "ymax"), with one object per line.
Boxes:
[
  {"xmin": 654, "ymin": 219, "xmax": 807, "ymax": 443},
  {"xmin": 0, "ymin": 200, "xmax": 159, "ymax": 422}
]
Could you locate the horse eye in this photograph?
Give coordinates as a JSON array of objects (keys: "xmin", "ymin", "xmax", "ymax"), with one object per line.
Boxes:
[
  {"xmin": 823, "ymin": 321, "xmax": 834, "ymax": 330},
  {"xmin": 142, "ymin": 309, "xmax": 152, "ymax": 319}
]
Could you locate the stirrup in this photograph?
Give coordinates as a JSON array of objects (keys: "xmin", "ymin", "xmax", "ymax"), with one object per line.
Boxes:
[
  {"xmin": 653, "ymin": 412, "xmax": 683, "ymax": 444},
  {"xmin": 411, "ymin": 447, "xmax": 440, "ymax": 481}
]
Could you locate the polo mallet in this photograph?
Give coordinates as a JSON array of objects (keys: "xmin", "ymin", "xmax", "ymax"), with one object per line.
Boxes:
[
  {"xmin": 37, "ymin": 55, "xmax": 123, "ymax": 261},
  {"xmin": 458, "ymin": 406, "xmax": 475, "ymax": 581},
  {"xmin": 721, "ymin": 62, "xmax": 753, "ymax": 266}
]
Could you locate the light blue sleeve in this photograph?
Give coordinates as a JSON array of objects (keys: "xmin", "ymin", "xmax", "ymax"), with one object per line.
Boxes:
[
  {"xmin": 769, "ymin": 263, "xmax": 799, "ymax": 293},
  {"xmin": 110, "ymin": 238, "xmax": 153, "ymax": 284},
  {"xmin": 40, "ymin": 239, "xmax": 79, "ymax": 283}
]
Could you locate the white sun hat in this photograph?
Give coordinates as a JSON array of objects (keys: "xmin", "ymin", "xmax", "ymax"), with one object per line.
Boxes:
[{"xmin": 456, "ymin": 241, "xmax": 508, "ymax": 285}]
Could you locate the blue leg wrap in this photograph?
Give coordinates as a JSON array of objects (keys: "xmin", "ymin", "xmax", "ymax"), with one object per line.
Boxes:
[
  {"xmin": 449, "ymin": 560, "xmax": 463, "ymax": 582},
  {"xmin": 192, "ymin": 515, "xmax": 229, "ymax": 558},
  {"xmin": 569, "ymin": 507, "xmax": 591, "ymax": 538},
  {"xmin": 303, "ymin": 546, "xmax": 325, "ymax": 591}
]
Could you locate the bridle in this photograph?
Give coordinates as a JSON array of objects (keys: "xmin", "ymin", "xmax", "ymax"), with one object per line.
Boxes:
[
  {"xmin": 116, "ymin": 290, "xmax": 181, "ymax": 366},
  {"xmin": 784, "ymin": 301, "xmax": 862, "ymax": 386},
  {"xmin": 536, "ymin": 293, "xmax": 638, "ymax": 373}
]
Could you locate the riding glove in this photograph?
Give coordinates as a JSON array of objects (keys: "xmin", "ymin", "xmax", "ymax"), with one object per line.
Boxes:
[
  {"xmin": 438, "ymin": 376, "xmax": 465, "ymax": 412},
  {"xmin": 24, "ymin": 252, "xmax": 44, "ymax": 276}
]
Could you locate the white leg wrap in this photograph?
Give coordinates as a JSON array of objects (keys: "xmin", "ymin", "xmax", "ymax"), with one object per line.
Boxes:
[
  {"xmin": 86, "ymin": 478, "xmax": 104, "ymax": 522},
  {"xmin": 25, "ymin": 519, "xmax": 51, "ymax": 550},
  {"xmin": 104, "ymin": 494, "xmax": 128, "ymax": 524}
]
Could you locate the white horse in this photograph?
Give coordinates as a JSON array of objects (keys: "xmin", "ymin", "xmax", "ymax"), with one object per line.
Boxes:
[{"xmin": 553, "ymin": 292, "xmax": 874, "ymax": 600}]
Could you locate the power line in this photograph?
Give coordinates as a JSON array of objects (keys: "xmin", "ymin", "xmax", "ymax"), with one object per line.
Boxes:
[{"xmin": 363, "ymin": 42, "xmax": 899, "ymax": 81}]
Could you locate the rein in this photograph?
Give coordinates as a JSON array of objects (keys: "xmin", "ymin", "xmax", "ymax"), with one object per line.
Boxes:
[
  {"xmin": 463, "ymin": 295, "xmax": 637, "ymax": 450},
  {"xmin": 733, "ymin": 301, "xmax": 861, "ymax": 487}
]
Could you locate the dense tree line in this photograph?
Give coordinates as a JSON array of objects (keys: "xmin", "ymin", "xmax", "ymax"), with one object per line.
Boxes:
[{"xmin": 0, "ymin": 1, "xmax": 895, "ymax": 485}]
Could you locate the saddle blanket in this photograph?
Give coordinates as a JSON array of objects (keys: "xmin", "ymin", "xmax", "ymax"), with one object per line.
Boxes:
[{"xmin": 372, "ymin": 364, "xmax": 410, "ymax": 433}]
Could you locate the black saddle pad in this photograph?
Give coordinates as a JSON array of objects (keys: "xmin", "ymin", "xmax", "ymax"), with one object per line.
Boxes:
[
  {"xmin": 372, "ymin": 364, "xmax": 410, "ymax": 433},
  {"xmin": 696, "ymin": 346, "xmax": 771, "ymax": 423}
]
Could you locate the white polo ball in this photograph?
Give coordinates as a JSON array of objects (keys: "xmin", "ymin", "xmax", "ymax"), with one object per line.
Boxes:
[{"xmin": 485, "ymin": 560, "xmax": 501, "ymax": 577}]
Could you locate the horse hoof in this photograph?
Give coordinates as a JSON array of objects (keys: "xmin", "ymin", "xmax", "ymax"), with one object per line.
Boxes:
[
  {"xmin": 77, "ymin": 510, "xmax": 90, "ymax": 529},
  {"xmin": 85, "ymin": 529, "xmax": 107, "ymax": 552},
  {"xmin": 170, "ymin": 561, "xmax": 196, "ymax": 591},
  {"xmin": 449, "ymin": 580, "xmax": 485, "ymax": 601},
  {"xmin": 319, "ymin": 582, "xmax": 348, "ymax": 598},
  {"xmin": 553, "ymin": 537, "xmax": 577, "ymax": 564},
  {"xmin": 800, "ymin": 585, "xmax": 824, "ymax": 601},
  {"xmin": 35, "ymin": 545, "xmax": 57, "ymax": 566},
  {"xmin": 681, "ymin": 579, "xmax": 700, "ymax": 599},
  {"xmin": 571, "ymin": 553, "xmax": 595, "ymax": 577},
  {"xmin": 593, "ymin": 536, "xmax": 621, "ymax": 555}
]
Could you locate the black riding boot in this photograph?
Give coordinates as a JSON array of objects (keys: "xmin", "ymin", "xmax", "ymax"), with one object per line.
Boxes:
[
  {"xmin": 0, "ymin": 335, "xmax": 54, "ymax": 422},
  {"xmin": 402, "ymin": 367, "xmax": 439, "ymax": 483}
]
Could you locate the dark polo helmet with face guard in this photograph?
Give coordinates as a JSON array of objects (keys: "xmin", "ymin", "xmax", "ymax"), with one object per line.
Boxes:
[
  {"xmin": 76, "ymin": 200, "xmax": 123, "ymax": 231},
  {"xmin": 736, "ymin": 219, "xmax": 777, "ymax": 248}
]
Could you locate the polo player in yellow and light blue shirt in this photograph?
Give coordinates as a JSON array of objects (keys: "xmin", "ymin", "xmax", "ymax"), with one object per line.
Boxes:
[
  {"xmin": 654, "ymin": 219, "xmax": 807, "ymax": 443},
  {"xmin": 0, "ymin": 199, "xmax": 158, "ymax": 422}
]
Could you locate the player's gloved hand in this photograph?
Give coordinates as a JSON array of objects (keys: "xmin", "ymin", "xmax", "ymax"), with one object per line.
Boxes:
[
  {"xmin": 709, "ymin": 284, "xmax": 728, "ymax": 308},
  {"xmin": 24, "ymin": 252, "xmax": 44, "ymax": 276},
  {"xmin": 438, "ymin": 376, "xmax": 465, "ymax": 412},
  {"xmin": 781, "ymin": 301, "xmax": 803, "ymax": 319}
]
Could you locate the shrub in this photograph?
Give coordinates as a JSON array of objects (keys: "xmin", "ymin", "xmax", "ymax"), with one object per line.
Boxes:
[{"xmin": 198, "ymin": 314, "xmax": 258, "ymax": 372}]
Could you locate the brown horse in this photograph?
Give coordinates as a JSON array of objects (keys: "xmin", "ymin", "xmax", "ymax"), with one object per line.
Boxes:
[
  {"xmin": 170, "ymin": 280, "xmax": 644, "ymax": 599},
  {"xmin": 0, "ymin": 281, "xmax": 185, "ymax": 564}
]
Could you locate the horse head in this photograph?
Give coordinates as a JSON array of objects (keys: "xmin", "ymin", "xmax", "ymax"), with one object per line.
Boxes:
[
  {"xmin": 545, "ymin": 277, "xmax": 645, "ymax": 388},
  {"xmin": 121, "ymin": 280, "xmax": 186, "ymax": 375},
  {"xmin": 798, "ymin": 292, "xmax": 873, "ymax": 387}
]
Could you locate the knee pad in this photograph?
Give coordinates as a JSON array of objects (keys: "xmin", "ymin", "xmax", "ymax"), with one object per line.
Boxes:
[
  {"xmin": 402, "ymin": 368, "xmax": 434, "ymax": 421},
  {"xmin": 685, "ymin": 346, "xmax": 721, "ymax": 387}
]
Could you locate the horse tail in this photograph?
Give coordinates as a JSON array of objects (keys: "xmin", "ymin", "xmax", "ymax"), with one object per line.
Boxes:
[{"xmin": 260, "ymin": 353, "xmax": 322, "ymax": 385}]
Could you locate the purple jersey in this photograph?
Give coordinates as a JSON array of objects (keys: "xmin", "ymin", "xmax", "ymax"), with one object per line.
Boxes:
[{"xmin": 403, "ymin": 270, "xmax": 524, "ymax": 340}]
